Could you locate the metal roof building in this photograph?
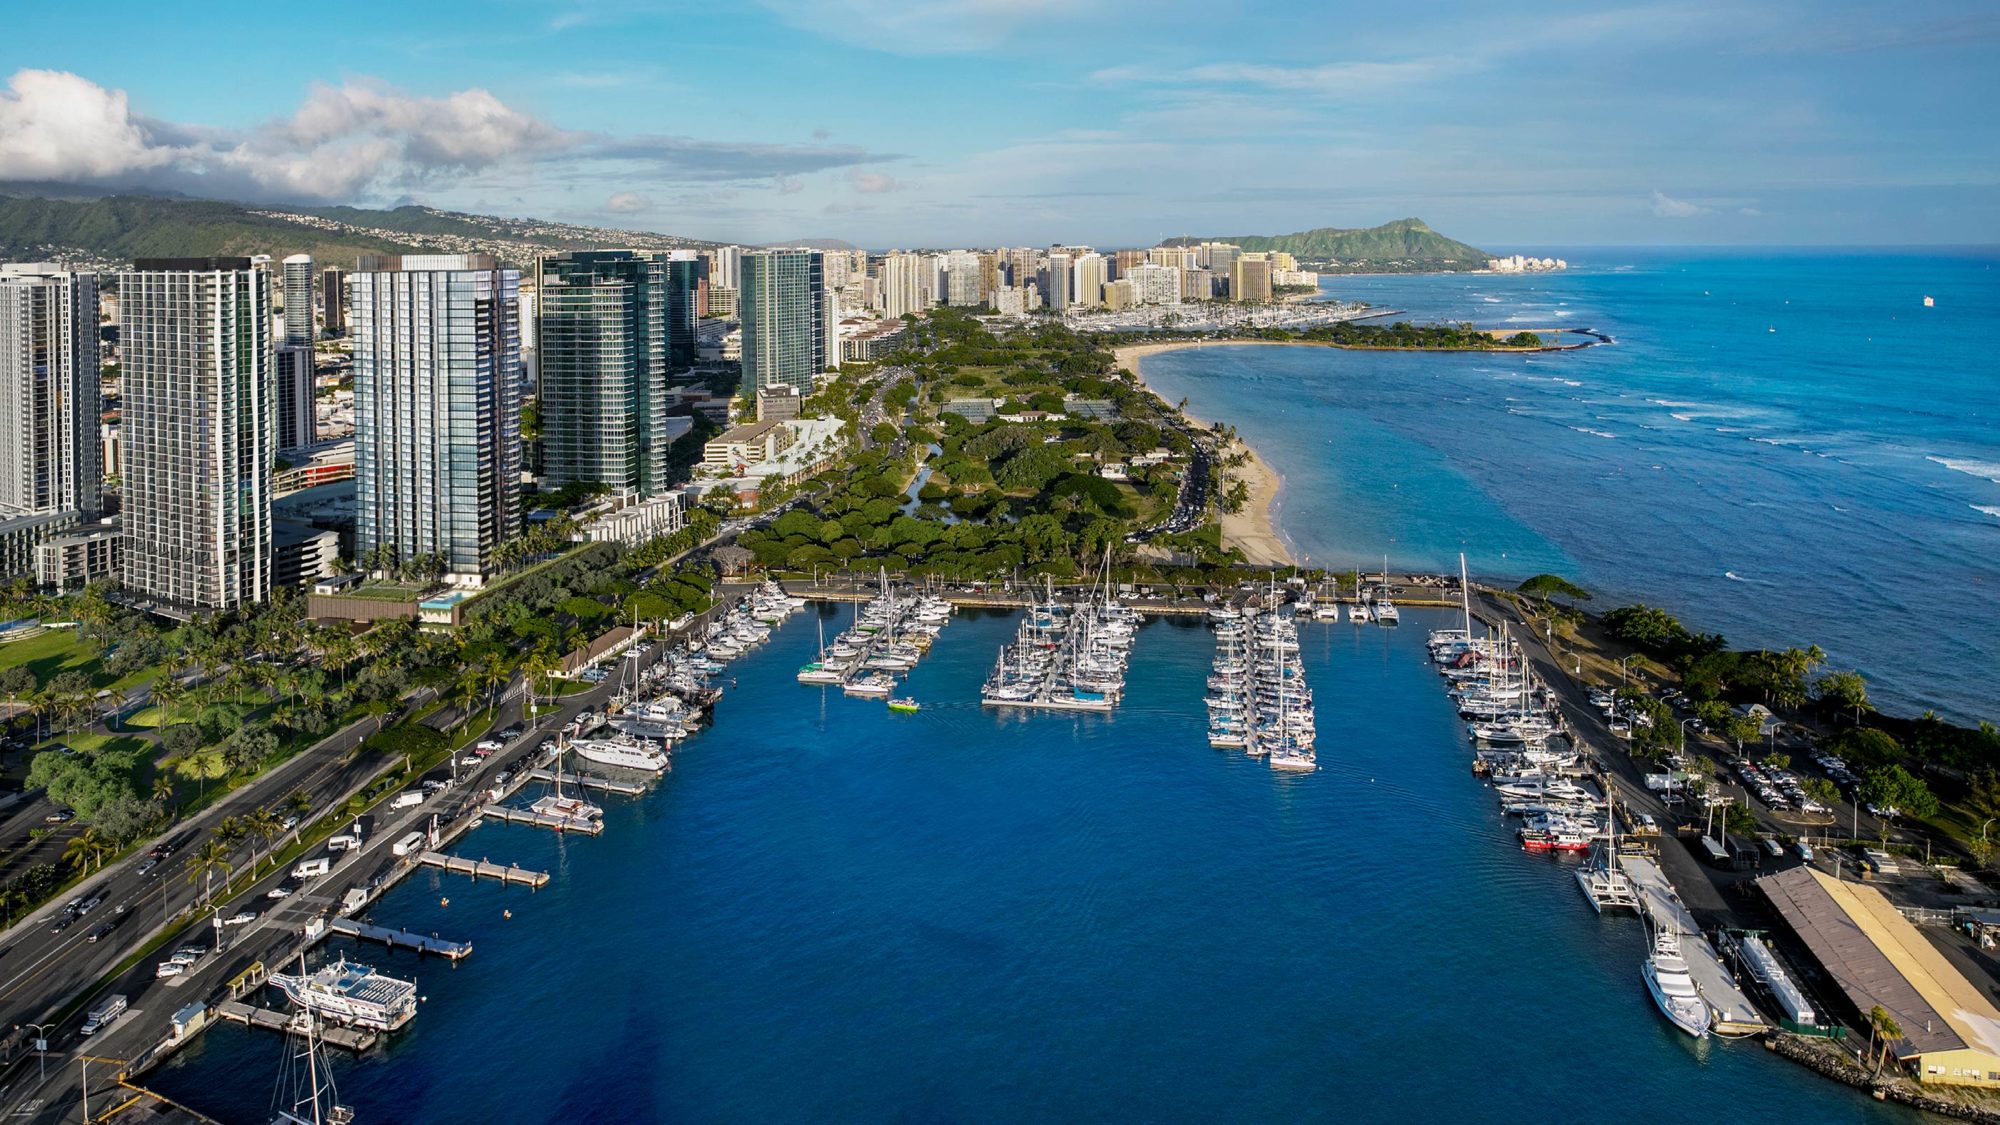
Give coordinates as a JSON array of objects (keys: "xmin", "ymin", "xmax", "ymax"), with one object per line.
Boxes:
[{"xmin": 1760, "ymin": 865, "xmax": 2000, "ymax": 1086}]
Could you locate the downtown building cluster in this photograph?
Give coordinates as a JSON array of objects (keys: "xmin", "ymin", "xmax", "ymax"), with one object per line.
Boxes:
[{"xmin": 1, "ymin": 232, "xmax": 1315, "ymax": 619}]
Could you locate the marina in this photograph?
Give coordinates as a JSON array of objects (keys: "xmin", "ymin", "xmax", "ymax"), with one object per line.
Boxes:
[
  {"xmin": 147, "ymin": 604, "xmax": 1905, "ymax": 1124},
  {"xmin": 798, "ymin": 575, "xmax": 955, "ymax": 705},
  {"xmin": 214, "ymin": 1001, "xmax": 379, "ymax": 1053},
  {"xmin": 980, "ymin": 574, "xmax": 1140, "ymax": 712}
]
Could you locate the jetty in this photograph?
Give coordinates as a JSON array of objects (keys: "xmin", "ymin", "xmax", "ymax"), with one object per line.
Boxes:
[
  {"xmin": 326, "ymin": 917, "xmax": 473, "ymax": 961},
  {"xmin": 477, "ymin": 803, "xmax": 604, "ymax": 835},
  {"xmin": 1623, "ymin": 855, "xmax": 1767, "ymax": 1034},
  {"xmin": 417, "ymin": 850, "xmax": 552, "ymax": 887},
  {"xmin": 213, "ymin": 1001, "xmax": 379, "ymax": 1052},
  {"xmin": 524, "ymin": 768, "xmax": 646, "ymax": 796}
]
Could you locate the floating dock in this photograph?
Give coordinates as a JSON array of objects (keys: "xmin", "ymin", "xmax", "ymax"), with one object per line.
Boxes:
[
  {"xmin": 523, "ymin": 769, "xmax": 646, "ymax": 796},
  {"xmin": 476, "ymin": 803, "xmax": 604, "ymax": 835},
  {"xmin": 417, "ymin": 850, "xmax": 552, "ymax": 887},
  {"xmin": 326, "ymin": 917, "xmax": 473, "ymax": 961},
  {"xmin": 214, "ymin": 1001, "xmax": 379, "ymax": 1051},
  {"xmin": 1623, "ymin": 855, "xmax": 1768, "ymax": 1034}
]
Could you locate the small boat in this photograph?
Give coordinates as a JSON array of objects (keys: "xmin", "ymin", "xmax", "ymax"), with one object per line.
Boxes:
[
  {"xmin": 843, "ymin": 673, "xmax": 895, "ymax": 698},
  {"xmin": 1642, "ymin": 927, "xmax": 1713, "ymax": 1038},
  {"xmin": 887, "ymin": 697, "xmax": 920, "ymax": 713}
]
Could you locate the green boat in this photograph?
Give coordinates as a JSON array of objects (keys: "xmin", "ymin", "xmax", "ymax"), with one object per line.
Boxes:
[{"xmin": 887, "ymin": 697, "xmax": 921, "ymax": 713}]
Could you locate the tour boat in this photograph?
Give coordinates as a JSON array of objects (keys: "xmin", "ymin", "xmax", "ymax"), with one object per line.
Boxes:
[{"xmin": 887, "ymin": 697, "xmax": 920, "ymax": 713}]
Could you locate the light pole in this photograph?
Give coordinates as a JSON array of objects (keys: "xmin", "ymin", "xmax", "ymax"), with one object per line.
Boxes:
[{"xmin": 20, "ymin": 1021, "xmax": 52, "ymax": 1082}]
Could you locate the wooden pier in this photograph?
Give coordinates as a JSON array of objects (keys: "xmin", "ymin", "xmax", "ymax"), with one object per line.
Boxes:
[
  {"xmin": 326, "ymin": 916, "xmax": 474, "ymax": 961},
  {"xmin": 524, "ymin": 768, "xmax": 647, "ymax": 796},
  {"xmin": 1623, "ymin": 855, "xmax": 1768, "ymax": 1034},
  {"xmin": 214, "ymin": 1001, "xmax": 379, "ymax": 1051},
  {"xmin": 417, "ymin": 849, "xmax": 552, "ymax": 887},
  {"xmin": 477, "ymin": 802, "xmax": 604, "ymax": 835}
]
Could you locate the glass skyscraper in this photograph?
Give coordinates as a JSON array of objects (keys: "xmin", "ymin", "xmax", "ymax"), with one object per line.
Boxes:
[
  {"xmin": 739, "ymin": 249, "xmax": 825, "ymax": 396},
  {"xmin": 352, "ymin": 254, "xmax": 522, "ymax": 581},
  {"xmin": 538, "ymin": 250, "xmax": 672, "ymax": 498},
  {"xmin": 664, "ymin": 251, "xmax": 702, "ymax": 371},
  {"xmin": 119, "ymin": 258, "xmax": 273, "ymax": 613}
]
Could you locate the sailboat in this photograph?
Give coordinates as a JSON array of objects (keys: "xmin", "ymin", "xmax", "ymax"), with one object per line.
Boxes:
[
  {"xmin": 1374, "ymin": 556, "xmax": 1400, "ymax": 625},
  {"xmin": 797, "ymin": 614, "xmax": 845, "ymax": 685},
  {"xmin": 271, "ymin": 954, "xmax": 357, "ymax": 1125},
  {"xmin": 530, "ymin": 741, "xmax": 603, "ymax": 823},
  {"xmin": 1575, "ymin": 786, "xmax": 1638, "ymax": 912}
]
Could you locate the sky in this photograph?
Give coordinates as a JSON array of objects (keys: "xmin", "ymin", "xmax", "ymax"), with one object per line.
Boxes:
[{"xmin": 0, "ymin": 0, "xmax": 1995, "ymax": 248}]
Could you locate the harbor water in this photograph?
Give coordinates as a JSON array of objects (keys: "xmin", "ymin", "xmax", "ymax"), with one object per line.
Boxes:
[
  {"xmin": 1137, "ymin": 249, "xmax": 1999, "ymax": 724},
  {"xmin": 150, "ymin": 609, "xmax": 1912, "ymax": 1122}
]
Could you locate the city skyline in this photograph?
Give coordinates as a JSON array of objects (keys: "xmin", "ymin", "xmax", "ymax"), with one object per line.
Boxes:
[{"xmin": 0, "ymin": 1, "xmax": 1994, "ymax": 248}]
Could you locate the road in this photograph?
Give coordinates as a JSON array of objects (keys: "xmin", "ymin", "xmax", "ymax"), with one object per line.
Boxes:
[
  {"xmin": 1127, "ymin": 434, "xmax": 1211, "ymax": 544},
  {"xmin": 0, "ymin": 697, "xmax": 432, "ymax": 1068},
  {"xmin": 0, "ymin": 605, "xmax": 733, "ymax": 1123}
]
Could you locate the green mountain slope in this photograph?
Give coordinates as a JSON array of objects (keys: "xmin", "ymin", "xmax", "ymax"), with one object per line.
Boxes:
[
  {"xmin": 1168, "ymin": 218, "xmax": 1489, "ymax": 271},
  {"xmin": 0, "ymin": 193, "xmax": 420, "ymax": 265},
  {"xmin": 0, "ymin": 190, "xmax": 714, "ymax": 269}
]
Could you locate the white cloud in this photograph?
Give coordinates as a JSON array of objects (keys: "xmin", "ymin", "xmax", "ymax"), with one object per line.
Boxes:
[
  {"xmin": 1096, "ymin": 58, "xmax": 1451, "ymax": 99},
  {"xmin": 776, "ymin": 177, "xmax": 805, "ymax": 195},
  {"xmin": 0, "ymin": 69, "xmax": 182, "ymax": 182},
  {"xmin": 0, "ymin": 68, "xmax": 895, "ymax": 205},
  {"xmin": 1650, "ymin": 190, "xmax": 1710, "ymax": 218},
  {"xmin": 605, "ymin": 191, "xmax": 651, "ymax": 213}
]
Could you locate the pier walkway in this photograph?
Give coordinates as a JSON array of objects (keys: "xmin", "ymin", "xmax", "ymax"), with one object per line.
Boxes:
[
  {"xmin": 1624, "ymin": 855, "xmax": 1767, "ymax": 1034},
  {"xmin": 326, "ymin": 917, "xmax": 473, "ymax": 961},
  {"xmin": 477, "ymin": 803, "xmax": 604, "ymax": 835},
  {"xmin": 524, "ymin": 768, "xmax": 646, "ymax": 796},
  {"xmin": 213, "ymin": 1001, "xmax": 379, "ymax": 1051},
  {"xmin": 417, "ymin": 850, "xmax": 551, "ymax": 887}
]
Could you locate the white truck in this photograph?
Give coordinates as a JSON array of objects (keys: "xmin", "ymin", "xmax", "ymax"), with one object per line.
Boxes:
[
  {"xmin": 291, "ymin": 857, "xmax": 331, "ymax": 879},
  {"xmin": 80, "ymin": 994, "xmax": 128, "ymax": 1036},
  {"xmin": 391, "ymin": 831, "xmax": 427, "ymax": 858},
  {"xmin": 390, "ymin": 790, "xmax": 426, "ymax": 810}
]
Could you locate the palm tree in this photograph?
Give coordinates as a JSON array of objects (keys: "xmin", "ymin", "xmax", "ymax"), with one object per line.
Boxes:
[
  {"xmin": 1869, "ymin": 1004, "xmax": 1904, "ymax": 1076},
  {"xmin": 0, "ymin": 885, "xmax": 25, "ymax": 927},
  {"xmin": 171, "ymin": 746, "xmax": 229, "ymax": 799},
  {"xmin": 150, "ymin": 774, "xmax": 176, "ymax": 805},
  {"xmin": 215, "ymin": 815, "xmax": 248, "ymax": 849},
  {"xmin": 244, "ymin": 808, "xmax": 284, "ymax": 871},
  {"xmin": 447, "ymin": 674, "xmax": 482, "ymax": 731},
  {"xmin": 284, "ymin": 788, "xmax": 313, "ymax": 822},
  {"xmin": 63, "ymin": 827, "xmax": 110, "ymax": 873},
  {"xmin": 478, "ymin": 656, "xmax": 511, "ymax": 720},
  {"xmin": 187, "ymin": 838, "xmax": 234, "ymax": 908}
]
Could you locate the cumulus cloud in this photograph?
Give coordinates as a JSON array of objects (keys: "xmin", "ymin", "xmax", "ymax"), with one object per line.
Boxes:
[
  {"xmin": 605, "ymin": 191, "xmax": 651, "ymax": 213},
  {"xmin": 775, "ymin": 177, "xmax": 805, "ymax": 194},
  {"xmin": 850, "ymin": 170, "xmax": 901, "ymax": 193},
  {"xmin": 0, "ymin": 69, "xmax": 182, "ymax": 182},
  {"xmin": 0, "ymin": 68, "xmax": 895, "ymax": 205},
  {"xmin": 1650, "ymin": 190, "xmax": 1710, "ymax": 218}
]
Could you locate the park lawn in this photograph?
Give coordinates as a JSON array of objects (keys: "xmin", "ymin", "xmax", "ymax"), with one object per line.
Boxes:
[
  {"xmin": 0, "ymin": 628, "xmax": 158, "ymax": 695},
  {"xmin": 39, "ymin": 730, "xmax": 153, "ymax": 758}
]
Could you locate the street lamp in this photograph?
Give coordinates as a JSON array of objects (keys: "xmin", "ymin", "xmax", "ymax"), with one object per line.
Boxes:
[{"xmin": 19, "ymin": 1022, "xmax": 52, "ymax": 1082}]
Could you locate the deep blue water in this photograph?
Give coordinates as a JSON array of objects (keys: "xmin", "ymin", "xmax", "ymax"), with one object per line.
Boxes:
[
  {"xmin": 151, "ymin": 609, "xmax": 1912, "ymax": 1123},
  {"xmin": 1137, "ymin": 249, "xmax": 1999, "ymax": 724}
]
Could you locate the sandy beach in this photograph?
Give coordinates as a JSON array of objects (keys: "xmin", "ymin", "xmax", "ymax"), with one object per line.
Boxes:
[{"xmin": 1113, "ymin": 341, "xmax": 1298, "ymax": 567}]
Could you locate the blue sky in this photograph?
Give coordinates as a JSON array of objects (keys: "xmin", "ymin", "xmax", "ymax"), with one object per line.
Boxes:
[{"xmin": 1, "ymin": 0, "xmax": 1995, "ymax": 247}]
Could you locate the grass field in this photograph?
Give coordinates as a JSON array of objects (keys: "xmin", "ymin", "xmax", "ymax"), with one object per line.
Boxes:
[{"xmin": 0, "ymin": 628, "xmax": 156, "ymax": 694}]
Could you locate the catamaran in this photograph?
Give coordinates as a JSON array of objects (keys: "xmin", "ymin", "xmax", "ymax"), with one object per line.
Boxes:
[{"xmin": 268, "ymin": 957, "xmax": 418, "ymax": 1033}]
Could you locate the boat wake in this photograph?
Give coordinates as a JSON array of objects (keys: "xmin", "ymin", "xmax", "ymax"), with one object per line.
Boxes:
[
  {"xmin": 1974, "ymin": 505, "xmax": 2000, "ymax": 521},
  {"xmin": 1724, "ymin": 571, "xmax": 1748, "ymax": 582},
  {"xmin": 1569, "ymin": 427, "xmax": 1617, "ymax": 439}
]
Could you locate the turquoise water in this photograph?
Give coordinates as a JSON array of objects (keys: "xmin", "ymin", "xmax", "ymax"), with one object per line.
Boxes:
[
  {"xmin": 1138, "ymin": 250, "xmax": 1999, "ymax": 723},
  {"xmin": 151, "ymin": 609, "xmax": 1911, "ymax": 1123}
]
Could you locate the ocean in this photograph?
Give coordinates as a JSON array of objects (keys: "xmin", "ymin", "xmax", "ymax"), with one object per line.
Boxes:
[
  {"xmin": 150, "ymin": 609, "xmax": 1914, "ymax": 1123},
  {"xmin": 1136, "ymin": 249, "xmax": 1999, "ymax": 725}
]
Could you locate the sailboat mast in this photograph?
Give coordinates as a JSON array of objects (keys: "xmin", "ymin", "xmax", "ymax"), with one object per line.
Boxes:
[{"xmin": 1459, "ymin": 552, "xmax": 1472, "ymax": 639}]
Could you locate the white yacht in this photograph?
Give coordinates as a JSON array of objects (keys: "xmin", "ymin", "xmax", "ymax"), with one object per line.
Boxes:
[
  {"xmin": 569, "ymin": 737, "xmax": 668, "ymax": 773},
  {"xmin": 1642, "ymin": 928, "xmax": 1712, "ymax": 1038},
  {"xmin": 1348, "ymin": 601, "xmax": 1372, "ymax": 624},
  {"xmin": 268, "ymin": 958, "xmax": 418, "ymax": 1032}
]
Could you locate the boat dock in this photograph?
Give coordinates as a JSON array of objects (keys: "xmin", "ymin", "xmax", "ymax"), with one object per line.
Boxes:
[
  {"xmin": 1623, "ymin": 855, "xmax": 1767, "ymax": 1034},
  {"xmin": 524, "ymin": 768, "xmax": 646, "ymax": 796},
  {"xmin": 213, "ymin": 1001, "xmax": 379, "ymax": 1052},
  {"xmin": 476, "ymin": 803, "xmax": 604, "ymax": 835},
  {"xmin": 417, "ymin": 849, "xmax": 552, "ymax": 887},
  {"xmin": 326, "ymin": 917, "xmax": 473, "ymax": 961}
]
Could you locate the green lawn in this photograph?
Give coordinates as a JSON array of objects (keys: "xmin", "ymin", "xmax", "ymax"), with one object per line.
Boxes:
[{"xmin": 0, "ymin": 628, "xmax": 157, "ymax": 694}]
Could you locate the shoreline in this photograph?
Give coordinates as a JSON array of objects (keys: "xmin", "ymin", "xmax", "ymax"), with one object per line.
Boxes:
[{"xmin": 1114, "ymin": 342, "xmax": 1298, "ymax": 567}]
